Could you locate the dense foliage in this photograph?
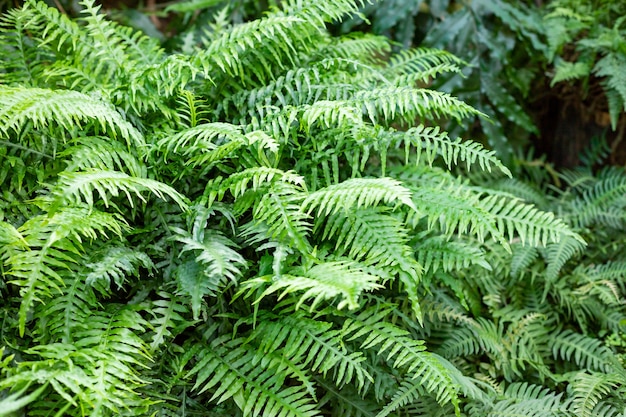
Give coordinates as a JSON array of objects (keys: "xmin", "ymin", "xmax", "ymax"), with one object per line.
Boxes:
[
  {"xmin": 1, "ymin": 0, "xmax": 626, "ymax": 416},
  {"xmin": 344, "ymin": 0, "xmax": 626, "ymax": 166}
]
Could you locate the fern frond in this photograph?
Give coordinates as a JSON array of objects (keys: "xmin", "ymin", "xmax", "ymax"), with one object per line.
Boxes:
[
  {"xmin": 376, "ymin": 379, "xmax": 427, "ymax": 417},
  {"xmin": 510, "ymin": 243, "xmax": 539, "ymax": 277},
  {"xmin": 172, "ymin": 229, "xmax": 246, "ymax": 318},
  {"xmin": 478, "ymin": 194, "xmax": 584, "ymax": 247},
  {"xmin": 251, "ymin": 313, "xmax": 373, "ymax": 390},
  {"xmin": 83, "ymin": 245, "xmax": 154, "ymax": 295},
  {"xmin": 570, "ymin": 372, "xmax": 620, "ymax": 417},
  {"xmin": 543, "ymin": 234, "xmax": 586, "ymax": 282},
  {"xmin": 384, "ymin": 125, "xmax": 511, "ymax": 176},
  {"xmin": 302, "ymin": 177, "xmax": 416, "ymax": 216},
  {"xmin": 595, "ymin": 53, "xmax": 626, "ymax": 110},
  {"xmin": 251, "ymin": 182, "xmax": 312, "ymax": 254},
  {"xmin": 240, "ymin": 260, "xmax": 383, "ymax": 311},
  {"xmin": 482, "ymin": 382, "xmax": 565, "ymax": 417},
  {"xmin": 355, "ymin": 87, "xmax": 485, "ymax": 125},
  {"xmin": 415, "ymin": 235, "xmax": 491, "ymax": 273},
  {"xmin": 384, "ymin": 47, "xmax": 466, "ymax": 81},
  {"xmin": 551, "ymin": 58, "xmax": 592, "ymax": 85},
  {"xmin": 342, "ymin": 306, "xmax": 461, "ymax": 412},
  {"xmin": 552, "ymin": 330, "xmax": 618, "ymax": 373},
  {"xmin": 48, "ymin": 169, "xmax": 188, "ymax": 211},
  {"xmin": 0, "ymin": 5, "xmax": 51, "ymax": 86},
  {"xmin": 3, "ymin": 207, "xmax": 126, "ymax": 336},
  {"xmin": 60, "ymin": 136, "xmax": 145, "ymax": 177},
  {"xmin": 316, "ymin": 32, "xmax": 390, "ymax": 63},
  {"xmin": 569, "ymin": 167, "xmax": 626, "ymax": 228},
  {"xmin": 0, "ymin": 86, "xmax": 144, "ymax": 147},
  {"xmin": 317, "ymin": 207, "xmax": 423, "ymax": 316},
  {"xmin": 147, "ymin": 291, "xmax": 194, "ymax": 352},
  {"xmin": 186, "ymin": 327, "xmax": 317, "ymax": 416},
  {"xmin": 1, "ymin": 307, "xmax": 152, "ymax": 415}
]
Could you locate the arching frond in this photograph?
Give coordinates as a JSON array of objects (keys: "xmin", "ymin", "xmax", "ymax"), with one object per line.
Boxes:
[
  {"xmin": 2, "ymin": 206, "xmax": 126, "ymax": 336},
  {"xmin": 48, "ymin": 169, "xmax": 188, "ymax": 211},
  {"xmin": 543, "ymin": 234, "xmax": 586, "ymax": 282},
  {"xmin": 342, "ymin": 306, "xmax": 461, "ymax": 413},
  {"xmin": 239, "ymin": 260, "xmax": 383, "ymax": 311},
  {"xmin": 0, "ymin": 86, "xmax": 144, "ymax": 147},
  {"xmin": 415, "ymin": 235, "xmax": 491, "ymax": 274},
  {"xmin": 551, "ymin": 330, "xmax": 619, "ymax": 373},
  {"xmin": 570, "ymin": 372, "xmax": 621, "ymax": 417},
  {"xmin": 186, "ymin": 329, "xmax": 322, "ymax": 417},
  {"xmin": 302, "ymin": 177, "xmax": 416, "ymax": 216},
  {"xmin": 250, "ymin": 313, "xmax": 373, "ymax": 390}
]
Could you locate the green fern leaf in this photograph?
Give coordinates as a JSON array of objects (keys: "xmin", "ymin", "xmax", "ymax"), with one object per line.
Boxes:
[
  {"xmin": 570, "ymin": 372, "xmax": 620, "ymax": 417},
  {"xmin": 187, "ymin": 326, "xmax": 321, "ymax": 417},
  {"xmin": 302, "ymin": 177, "xmax": 417, "ymax": 216},
  {"xmin": 416, "ymin": 235, "xmax": 491, "ymax": 273},
  {"xmin": 84, "ymin": 245, "xmax": 154, "ymax": 294},
  {"xmin": 48, "ymin": 169, "xmax": 188, "ymax": 211},
  {"xmin": 0, "ymin": 86, "xmax": 143, "ymax": 147},
  {"xmin": 342, "ymin": 307, "xmax": 461, "ymax": 412},
  {"xmin": 252, "ymin": 182, "xmax": 312, "ymax": 254},
  {"xmin": 239, "ymin": 260, "xmax": 383, "ymax": 311},
  {"xmin": 2, "ymin": 207, "xmax": 126, "ymax": 336},
  {"xmin": 252, "ymin": 313, "xmax": 373, "ymax": 390},
  {"xmin": 552, "ymin": 330, "xmax": 618, "ymax": 373}
]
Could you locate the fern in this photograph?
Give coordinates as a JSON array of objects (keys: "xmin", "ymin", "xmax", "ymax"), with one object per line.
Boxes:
[{"xmin": 2, "ymin": 1, "xmax": 618, "ymax": 416}]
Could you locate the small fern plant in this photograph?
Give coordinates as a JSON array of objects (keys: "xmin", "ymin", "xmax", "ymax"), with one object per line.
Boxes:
[{"xmin": 1, "ymin": 1, "xmax": 619, "ymax": 416}]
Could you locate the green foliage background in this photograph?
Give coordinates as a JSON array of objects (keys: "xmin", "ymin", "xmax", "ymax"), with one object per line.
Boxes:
[{"xmin": 0, "ymin": 0, "xmax": 626, "ymax": 416}]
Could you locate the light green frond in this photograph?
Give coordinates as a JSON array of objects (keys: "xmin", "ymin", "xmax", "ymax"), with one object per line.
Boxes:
[
  {"xmin": 569, "ymin": 168, "xmax": 626, "ymax": 228},
  {"xmin": 252, "ymin": 182, "xmax": 312, "ymax": 254},
  {"xmin": 2, "ymin": 307, "xmax": 152, "ymax": 415},
  {"xmin": 385, "ymin": 47, "xmax": 465, "ymax": 81},
  {"xmin": 551, "ymin": 58, "xmax": 592, "ymax": 85},
  {"xmin": 543, "ymin": 234, "xmax": 586, "ymax": 282},
  {"xmin": 510, "ymin": 244, "xmax": 539, "ymax": 277},
  {"xmin": 187, "ymin": 335, "xmax": 322, "ymax": 417},
  {"xmin": 354, "ymin": 87, "xmax": 485, "ymax": 125},
  {"xmin": 239, "ymin": 260, "xmax": 383, "ymax": 311},
  {"xmin": 316, "ymin": 32, "xmax": 390, "ymax": 63},
  {"xmin": 251, "ymin": 314, "xmax": 373, "ymax": 390},
  {"xmin": 570, "ymin": 372, "xmax": 621, "ymax": 417},
  {"xmin": 0, "ymin": 86, "xmax": 144, "ymax": 147},
  {"xmin": 478, "ymin": 194, "xmax": 583, "ymax": 247},
  {"xmin": 552, "ymin": 330, "xmax": 618, "ymax": 373},
  {"xmin": 595, "ymin": 53, "xmax": 626, "ymax": 110},
  {"xmin": 194, "ymin": 14, "xmax": 307, "ymax": 82},
  {"xmin": 172, "ymin": 229, "xmax": 246, "ymax": 318},
  {"xmin": 84, "ymin": 245, "xmax": 154, "ymax": 294},
  {"xmin": 48, "ymin": 169, "xmax": 188, "ymax": 211},
  {"xmin": 482, "ymin": 382, "xmax": 565, "ymax": 417},
  {"xmin": 302, "ymin": 177, "xmax": 416, "ymax": 216},
  {"xmin": 342, "ymin": 307, "xmax": 460, "ymax": 412},
  {"xmin": 385, "ymin": 125, "xmax": 511, "ymax": 176},
  {"xmin": 206, "ymin": 167, "xmax": 305, "ymax": 204},
  {"xmin": 408, "ymin": 183, "xmax": 502, "ymax": 244},
  {"xmin": 36, "ymin": 274, "xmax": 97, "ymax": 344},
  {"xmin": 3, "ymin": 207, "xmax": 126, "ymax": 336},
  {"xmin": 147, "ymin": 291, "xmax": 194, "ymax": 352},
  {"xmin": 415, "ymin": 236, "xmax": 491, "ymax": 274},
  {"xmin": 0, "ymin": 6, "xmax": 51, "ymax": 86},
  {"xmin": 221, "ymin": 58, "xmax": 359, "ymax": 117},
  {"xmin": 376, "ymin": 379, "xmax": 427, "ymax": 417},
  {"xmin": 60, "ymin": 136, "xmax": 146, "ymax": 177},
  {"xmin": 157, "ymin": 122, "xmax": 244, "ymax": 161},
  {"xmin": 317, "ymin": 207, "xmax": 422, "ymax": 315}
]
